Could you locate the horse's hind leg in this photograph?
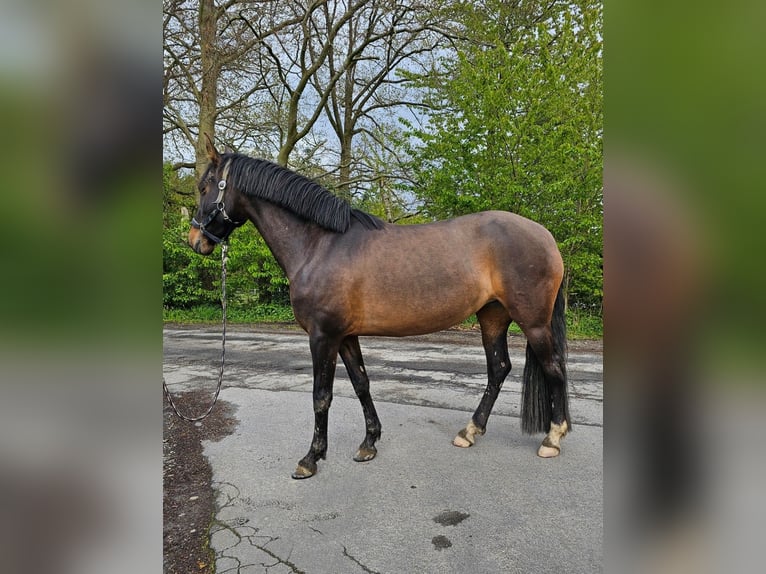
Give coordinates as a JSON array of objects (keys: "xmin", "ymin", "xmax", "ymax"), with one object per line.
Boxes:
[
  {"xmin": 453, "ymin": 302, "xmax": 512, "ymax": 448},
  {"xmin": 339, "ymin": 336, "xmax": 382, "ymax": 462},
  {"xmin": 523, "ymin": 323, "xmax": 571, "ymax": 458}
]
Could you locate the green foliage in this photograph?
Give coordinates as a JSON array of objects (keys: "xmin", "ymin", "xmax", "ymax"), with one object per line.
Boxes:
[
  {"xmin": 163, "ymin": 216, "xmax": 221, "ymax": 308},
  {"xmin": 225, "ymin": 225, "xmax": 290, "ymax": 307},
  {"xmin": 164, "ymin": 303, "xmax": 295, "ymax": 324},
  {"xmin": 401, "ymin": 0, "xmax": 603, "ymax": 310},
  {"xmin": 565, "ymin": 307, "xmax": 603, "ymax": 339}
]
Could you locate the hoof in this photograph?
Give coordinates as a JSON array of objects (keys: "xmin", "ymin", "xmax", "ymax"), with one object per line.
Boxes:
[
  {"xmin": 291, "ymin": 462, "xmax": 316, "ymax": 479},
  {"xmin": 537, "ymin": 444, "xmax": 561, "ymax": 458},
  {"xmin": 353, "ymin": 445, "xmax": 377, "ymax": 462},
  {"xmin": 452, "ymin": 433, "xmax": 473, "ymax": 448},
  {"xmin": 453, "ymin": 421, "xmax": 483, "ymax": 448},
  {"xmin": 537, "ymin": 421, "xmax": 567, "ymax": 458}
]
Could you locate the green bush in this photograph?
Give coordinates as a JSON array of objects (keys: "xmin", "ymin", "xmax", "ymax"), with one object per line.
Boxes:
[
  {"xmin": 163, "ymin": 303, "xmax": 295, "ymax": 324},
  {"xmin": 162, "ymin": 217, "xmax": 220, "ymax": 308}
]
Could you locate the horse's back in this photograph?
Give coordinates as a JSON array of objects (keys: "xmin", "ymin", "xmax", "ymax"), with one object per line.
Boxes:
[{"xmin": 377, "ymin": 210, "xmax": 561, "ymax": 278}]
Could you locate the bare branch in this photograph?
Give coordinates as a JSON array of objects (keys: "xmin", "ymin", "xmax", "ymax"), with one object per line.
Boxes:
[{"xmin": 171, "ymin": 161, "xmax": 196, "ymax": 171}]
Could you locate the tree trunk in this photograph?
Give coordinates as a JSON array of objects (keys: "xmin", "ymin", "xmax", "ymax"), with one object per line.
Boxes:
[
  {"xmin": 561, "ymin": 268, "xmax": 570, "ymax": 315},
  {"xmin": 338, "ymin": 135, "xmax": 353, "ymax": 201},
  {"xmin": 195, "ymin": 0, "xmax": 219, "ymax": 178},
  {"xmin": 336, "ymin": 56, "xmax": 355, "ymax": 201}
]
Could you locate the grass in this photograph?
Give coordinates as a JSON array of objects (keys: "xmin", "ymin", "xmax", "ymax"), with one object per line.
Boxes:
[{"xmin": 165, "ymin": 304, "xmax": 602, "ymax": 339}]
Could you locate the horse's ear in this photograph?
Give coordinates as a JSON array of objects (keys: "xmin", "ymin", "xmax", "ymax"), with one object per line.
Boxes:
[
  {"xmin": 204, "ymin": 133, "xmax": 220, "ymax": 165},
  {"xmin": 223, "ymin": 144, "xmax": 235, "ymax": 155}
]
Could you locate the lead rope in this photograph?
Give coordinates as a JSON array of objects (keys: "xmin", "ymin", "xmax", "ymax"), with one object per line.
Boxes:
[{"xmin": 163, "ymin": 242, "xmax": 229, "ymax": 421}]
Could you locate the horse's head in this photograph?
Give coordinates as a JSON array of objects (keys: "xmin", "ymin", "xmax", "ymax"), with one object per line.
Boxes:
[{"xmin": 188, "ymin": 135, "xmax": 246, "ymax": 255}]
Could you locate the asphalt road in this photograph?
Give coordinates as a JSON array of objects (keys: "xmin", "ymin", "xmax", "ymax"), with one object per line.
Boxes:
[{"xmin": 164, "ymin": 325, "xmax": 603, "ymax": 573}]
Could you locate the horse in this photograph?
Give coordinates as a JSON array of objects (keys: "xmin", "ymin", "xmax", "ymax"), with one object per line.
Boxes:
[{"xmin": 188, "ymin": 135, "xmax": 571, "ymax": 479}]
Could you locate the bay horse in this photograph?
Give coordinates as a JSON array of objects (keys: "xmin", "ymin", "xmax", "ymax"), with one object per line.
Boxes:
[{"xmin": 188, "ymin": 136, "xmax": 571, "ymax": 479}]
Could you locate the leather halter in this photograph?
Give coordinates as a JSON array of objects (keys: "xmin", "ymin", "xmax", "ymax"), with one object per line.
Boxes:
[{"xmin": 190, "ymin": 160, "xmax": 243, "ymax": 244}]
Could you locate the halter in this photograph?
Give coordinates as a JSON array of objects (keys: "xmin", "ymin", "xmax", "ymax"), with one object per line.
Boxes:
[{"xmin": 191, "ymin": 160, "xmax": 243, "ymax": 244}]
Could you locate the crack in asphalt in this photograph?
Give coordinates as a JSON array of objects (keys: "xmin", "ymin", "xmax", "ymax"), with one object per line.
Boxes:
[
  {"xmin": 342, "ymin": 546, "xmax": 382, "ymax": 574},
  {"xmin": 211, "ymin": 481, "xmax": 386, "ymax": 574},
  {"xmin": 212, "ymin": 483, "xmax": 306, "ymax": 574}
]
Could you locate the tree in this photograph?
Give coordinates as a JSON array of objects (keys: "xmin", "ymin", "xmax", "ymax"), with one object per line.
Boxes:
[
  {"xmin": 402, "ymin": 0, "xmax": 602, "ymax": 308},
  {"xmin": 314, "ymin": 0, "xmax": 446, "ymax": 198},
  {"xmin": 164, "ymin": 0, "xmax": 309, "ymax": 175},
  {"xmin": 164, "ymin": 0, "xmax": 447, "ymax": 177}
]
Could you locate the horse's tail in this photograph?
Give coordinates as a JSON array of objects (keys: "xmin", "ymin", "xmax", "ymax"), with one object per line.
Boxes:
[{"xmin": 521, "ymin": 282, "xmax": 570, "ymax": 434}]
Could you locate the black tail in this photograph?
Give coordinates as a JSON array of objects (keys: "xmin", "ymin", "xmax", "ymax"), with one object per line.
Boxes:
[{"xmin": 521, "ymin": 283, "xmax": 570, "ymax": 434}]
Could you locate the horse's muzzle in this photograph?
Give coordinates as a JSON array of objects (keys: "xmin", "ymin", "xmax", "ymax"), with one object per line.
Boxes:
[{"xmin": 188, "ymin": 227, "xmax": 215, "ymax": 255}]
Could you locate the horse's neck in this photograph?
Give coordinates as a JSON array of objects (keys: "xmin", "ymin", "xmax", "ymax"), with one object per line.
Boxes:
[{"xmin": 244, "ymin": 198, "xmax": 322, "ymax": 279}]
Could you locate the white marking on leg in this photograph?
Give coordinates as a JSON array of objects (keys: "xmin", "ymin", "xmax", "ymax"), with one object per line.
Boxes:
[
  {"xmin": 538, "ymin": 421, "xmax": 568, "ymax": 458},
  {"xmin": 453, "ymin": 420, "xmax": 483, "ymax": 448}
]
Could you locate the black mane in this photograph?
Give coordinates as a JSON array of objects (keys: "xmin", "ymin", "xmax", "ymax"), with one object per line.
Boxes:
[{"xmin": 223, "ymin": 154, "xmax": 384, "ymax": 233}]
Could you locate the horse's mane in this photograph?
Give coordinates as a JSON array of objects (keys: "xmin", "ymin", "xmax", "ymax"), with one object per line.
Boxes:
[{"xmin": 223, "ymin": 154, "xmax": 384, "ymax": 233}]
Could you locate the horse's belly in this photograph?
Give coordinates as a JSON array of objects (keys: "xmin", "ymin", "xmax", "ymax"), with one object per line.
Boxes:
[
  {"xmin": 358, "ymin": 312, "xmax": 471, "ymax": 337},
  {"xmin": 354, "ymin": 276, "xmax": 491, "ymax": 336}
]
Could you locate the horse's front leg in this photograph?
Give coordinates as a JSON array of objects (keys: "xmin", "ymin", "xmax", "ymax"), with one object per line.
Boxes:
[{"xmin": 292, "ymin": 333, "xmax": 341, "ymax": 479}]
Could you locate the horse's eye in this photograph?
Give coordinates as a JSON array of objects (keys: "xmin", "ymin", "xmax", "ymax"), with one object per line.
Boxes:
[{"xmin": 198, "ymin": 172, "xmax": 216, "ymax": 196}]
